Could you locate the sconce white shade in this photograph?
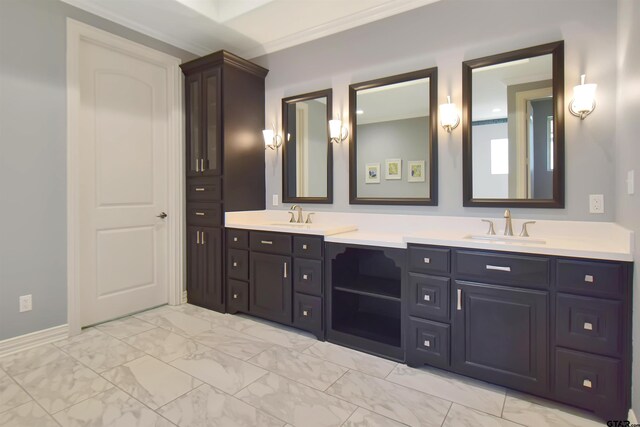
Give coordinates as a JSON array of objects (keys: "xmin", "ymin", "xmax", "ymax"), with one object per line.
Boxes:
[
  {"xmin": 569, "ymin": 74, "xmax": 597, "ymax": 120},
  {"xmin": 329, "ymin": 119, "xmax": 348, "ymax": 143},
  {"xmin": 263, "ymin": 128, "xmax": 282, "ymax": 150},
  {"xmin": 439, "ymin": 96, "xmax": 460, "ymax": 133}
]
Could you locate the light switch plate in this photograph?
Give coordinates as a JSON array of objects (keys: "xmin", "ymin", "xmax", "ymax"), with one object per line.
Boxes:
[
  {"xmin": 628, "ymin": 170, "xmax": 635, "ymax": 195},
  {"xmin": 589, "ymin": 194, "xmax": 604, "ymax": 214},
  {"xmin": 19, "ymin": 295, "xmax": 32, "ymax": 312},
  {"xmin": 272, "ymin": 194, "xmax": 279, "ymax": 206}
]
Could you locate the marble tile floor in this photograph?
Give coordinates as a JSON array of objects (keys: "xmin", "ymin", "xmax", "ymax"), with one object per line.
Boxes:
[{"xmin": 0, "ymin": 304, "xmax": 606, "ymax": 427}]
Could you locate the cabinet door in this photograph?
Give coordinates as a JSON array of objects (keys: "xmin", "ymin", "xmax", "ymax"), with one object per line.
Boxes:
[
  {"xmin": 186, "ymin": 226, "xmax": 203, "ymax": 305},
  {"xmin": 202, "ymin": 68, "xmax": 222, "ymax": 175},
  {"xmin": 201, "ymin": 227, "xmax": 224, "ymax": 312},
  {"xmin": 185, "ymin": 74, "xmax": 202, "ymax": 177},
  {"xmin": 452, "ymin": 281, "xmax": 548, "ymax": 394},
  {"xmin": 250, "ymin": 252, "xmax": 292, "ymax": 324}
]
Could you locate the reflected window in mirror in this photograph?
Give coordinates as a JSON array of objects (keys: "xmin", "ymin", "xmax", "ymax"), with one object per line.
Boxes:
[
  {"xmin": 282, "ymin": 89, "xmax": 333, "ymax": 203},
  {"xmin": 463, "ymin": 41, "xmax": 564, "ymax": 208},
  {"xmin": 349, "ymin": 68, "xmax": 438, "ymax": 205}
]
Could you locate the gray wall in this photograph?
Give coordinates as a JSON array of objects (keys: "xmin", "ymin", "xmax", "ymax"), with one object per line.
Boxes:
[
  {"xmin": 357, "ymin": 117, "xmax": 429, "ymax": 198},
  {"xmin": 532, "ymin": 99, "xmax": 554, "ymax": 199},
  {"xmin": 615, "ymin": 0, "xmax": 640, "ymax": 417},
  {"xmin": 254, "ymin": 0, "xmax": 618, "ymax": 220},
  {"xmin": 0, "ymin": 0, "xmax": 194, "ymax": 341}
]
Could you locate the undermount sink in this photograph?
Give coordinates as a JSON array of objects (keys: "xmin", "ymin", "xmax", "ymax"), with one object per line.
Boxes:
[{"xmin": 464, "ymin": 234, "xmax": 547, "ymax": 245}]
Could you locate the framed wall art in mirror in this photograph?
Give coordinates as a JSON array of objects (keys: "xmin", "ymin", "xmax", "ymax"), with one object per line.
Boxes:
[
  {"xmin": 349, "ymin": 68, "xmax": 438, "ymax": 205},
  {"xmin": 462, "ymin": 41, "xmax": 564, "ymax": 208},
  {"xmin": 282, "ymin": 89, "xmax": 333, "ymax": 203}
]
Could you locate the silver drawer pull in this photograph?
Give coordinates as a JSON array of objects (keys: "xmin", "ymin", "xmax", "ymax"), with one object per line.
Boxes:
[
  {"xmin": 201, "ymin": 232, "xmax": 206, "ymax": 245},
  {"xmin": 423, "ymin": 340, "xmax": 431, "ymax": 347},
  {"xmin": 486, "ymin": 265, "xmax": 511, "ymax": 272},
  {"xmin": 195, "ymin": 188, "xmax": 205, "ymax": 192},
  {"xmin": 233, "ymin": 261, "xmax": 238, "ymax": 267},
  {"xmin": 233, "ymin": 237, "xmax": 238, "ymax": 242},
  {"xmin": 195, "ymin": 212, "xmax": 205, "ymax": 216},
  {"xmin": 582, "ymin": 379, "xmax": 592, "ymax": 389},
  {"xmin": 196, "ymin": 230, "xmax": 200, "ymax": 244},
  {"xmin": 423, "ymin": 257, "xmax": 431, "ymax": 264},
  {"xmin": 583, "ymin": 322, "xmax": 593, "ymax": 331},
  {"xmin": 233, "ymin": 294, "xmax": 238, "ymax": 299},
  {"xmin": 261, "ymin": 240, "xmax": 273, "ymax": 245},
  {"xmin": 457, "ymin": 289, "xmax": 462, "ymax": 310},
  {"xmin": 302, "ymin": 244, "xmax": 308, "ymax": 250},
  {"xmin": 302, "ymin": 310, "xmax": 309, "ymax": 317},
  {"xmin": 283, "ymin": 262, "xmax": 287, "ymax": 278},
  {"xmin": 424, "ymin": 295, "xmax": 431, "ymax": 301},
  {"xmin": 584, "ymin": 275, "xmax": 594, "ymax": 283},
  {"xmin": 200, "ymin": 158, "xmax": 204, "ymax": 171},
  {"xmin": 303, "ymin": 274, "xmax": 308, "ymax": 280}
]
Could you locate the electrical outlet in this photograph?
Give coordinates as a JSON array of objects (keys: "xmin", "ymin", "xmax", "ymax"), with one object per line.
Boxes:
[
  {"xmin": 272, "ymin": 194, "xmax": 279, "ymax": 206},
  {"xmin": 589, "ymin": 194, "xmax": 604, "ymax": 214},
  {"xmin": 628, "ymin": 170, "xmax": 635, "ymax": 195},
  {"xmin": 19, "ymin": 295, "xmax": 32, "ymax": 313}
]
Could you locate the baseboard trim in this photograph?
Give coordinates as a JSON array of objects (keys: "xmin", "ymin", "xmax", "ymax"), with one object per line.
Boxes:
[
  {"xmin": 0, "ymin": 324, "xmax": 68, "ymax": 358},
  {"xmin": 629, "ymin": 408, "xmax": 638, "ymax": 423},
  {"xmin": 182, "ymin": 290, "xmax": 188, "ymax": 304}
]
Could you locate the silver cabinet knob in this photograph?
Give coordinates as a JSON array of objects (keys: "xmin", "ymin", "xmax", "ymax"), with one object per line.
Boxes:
[
  {"xmin": 583, "ymin": 379, "xmax": 592, "ymax": 389},
  {"xmin": 233, "ymin": 294, "xmax": 238, "ymax": 299},
  {"xmin": 302, "ymin": 310, "xmax": 309, "ymax": 317},
  {"xmin": 303, "ymin": 274, "xmax": 308, "ymax": 280},
  {"xmin": 423, "ymin": 340, "xmax": 431, "ymax": 347},
  {"xmin": 233, "ymin": 261, "xmax": 238, "ymax": 267},
  {"xmin": 423, "ymin": 295, "xmax": 431, "ymax": 301},
  {"xmin": 233, "ymin": 237, "xmax": 238, "ymax": 242},
  {"xmin": 584, "ymin": 275, "xmax": 594, "ymax": 283},
  {"xmin": 423, "ymin": 257, "xmax": 430, "ymax": 264},
  {"xmin": 302, "ymin": 244, "xmax": 307, "ymax": 250},
  {"xmin": 583, "ymin": 322, "xmax": 593, "ymax": 331}
]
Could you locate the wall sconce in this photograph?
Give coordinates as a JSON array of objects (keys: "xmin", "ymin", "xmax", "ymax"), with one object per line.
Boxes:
[
  {"xmin": 439, "ymin": 96, "xmax": 460, "ymax": 133},
  {"xmin": 263, "ymin": 126, "xmax": 282, "ymax": 150},
  {"xmin": 329, "ymin": 118, "xmax": 349, "ymax": 143},
  {"xmin": 569, "ymin": 74, "xmax": 597, "ymax": 120}
]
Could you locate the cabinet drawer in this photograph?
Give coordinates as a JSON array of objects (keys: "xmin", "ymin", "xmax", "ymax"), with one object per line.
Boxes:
[
  {"xmin": 186, "ymin": 177, "xmax": 222, "ymax": 202},
  {"xmin": 294, "ymin": 236, "xmax": 323, "ymax": 259},
  {"xmin": 555, "ymin": 348, "xmax": 622, "ymax": 414},
  {"xmin": 227, "ymin": 229, "xmax": 249, "ymax": 249},
  {"xmin": 228, "ymin": 280, "xmax": 249, "ymax": 313},
  {"xmin": 557, "ymin": 259, "xmax": 624, "ymax": 299},
  {"xmin": 250, "ymin": 231, "xmax": 291, "ymax": 254},
  {"xmin": 227, "ymin": 249, "xmax": 249, "ymax": 281},
  {"xmin": 409, "ymin": 246, "xmax": 450, "ymax": 275},
  {"xmin": 408, "ymin": 273, "xmax": 450, "ymax": 322},
  {"xmin": 406, "ymin": 317, "xmax": 450, "ymax": 369},
  {"xmin": 556, "ymin": 293, "xmax": 622, "ymax": 357},
  {"xmin": 294, "ymin": 258, "xmax": 323, "ymax": 296},
  {"xmin": 187, "ymin": 203, "xmax": 222, "ymax": 227},
  {"xmin": 293, "ymin": 293, "xmax": 322, "ymax": 334},
  {"xmin": 455, "ymin": 250, "xmax": 550, "ymax": 289}
]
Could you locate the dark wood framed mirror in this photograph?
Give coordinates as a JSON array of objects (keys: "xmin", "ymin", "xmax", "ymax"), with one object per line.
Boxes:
[
  {"xmin": 462, "ymin": 41, "xmax": 565, "ymax": 208},
  {"xmin": 282, "ymin": 89, "xmax": 333, "ymax": 204},
  {"xmin": 349, "ymin": 68, "xmax": 438, "ymax": 205}
]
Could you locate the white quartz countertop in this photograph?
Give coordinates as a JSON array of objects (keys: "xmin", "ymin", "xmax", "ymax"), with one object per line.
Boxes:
[{"xmin": 226, "ymin": 210, "xmax": 634, "ymax": 262}]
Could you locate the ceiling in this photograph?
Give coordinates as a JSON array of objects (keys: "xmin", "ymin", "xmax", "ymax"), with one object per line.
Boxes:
[{"xmin": 61, "ymin": 0, "xmax": 441, "ymax": 59}]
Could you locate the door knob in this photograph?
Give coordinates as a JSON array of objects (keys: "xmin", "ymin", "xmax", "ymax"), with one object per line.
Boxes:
[{"xmin": 156, "ymin": 212, "xmax": 168, "ymax": 219}]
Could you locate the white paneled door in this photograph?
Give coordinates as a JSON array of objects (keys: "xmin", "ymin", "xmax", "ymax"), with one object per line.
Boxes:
[{"xmin": 76, "ymin": 30, "xmax": 172, "ymax": 327}]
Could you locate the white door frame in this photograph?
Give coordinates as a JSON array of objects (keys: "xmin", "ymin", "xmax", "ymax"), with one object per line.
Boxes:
[{"xmin": 66, "ymin": 19, "xmax": 184, "ymax": 336}]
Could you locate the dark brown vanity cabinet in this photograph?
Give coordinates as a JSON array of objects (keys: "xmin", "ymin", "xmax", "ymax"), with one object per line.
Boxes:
[
  {"xmin": 226, "ymin": 230, "xmax": 325, "ymax": 339},
  {"xmin": 181, "ymin": 51, "xmax": 268, "ymax": 312},
  {"xmin": 406, "ymin": 244, "xmax": 633, "ymax": 421}
]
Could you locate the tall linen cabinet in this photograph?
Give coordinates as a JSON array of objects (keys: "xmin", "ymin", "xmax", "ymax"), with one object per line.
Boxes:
[{"xmin": 180, "ymin": 51, "xmax": 268, "ymax": 311}]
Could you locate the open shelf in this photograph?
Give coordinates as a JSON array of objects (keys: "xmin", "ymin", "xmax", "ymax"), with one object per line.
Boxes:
[
  {"xmin": 332, "ymin": 310, "xmax": 401, "ymax": 348},
  {"xmin": 334, "ymin": 275, "xmax": 401, "ymax": 301}
]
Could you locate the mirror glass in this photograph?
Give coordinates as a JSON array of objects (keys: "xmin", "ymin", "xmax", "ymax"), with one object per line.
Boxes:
[
  {"xmin": 350, "ymin": 69, "xmax": 437, "ymax": 205},
  {"xmin": 463, "ymin": 42, "xmax": 564, "ymax": 207},
  {"xmin": 282, "ymin": 90, "xmax": 332, "ymax": 203}
]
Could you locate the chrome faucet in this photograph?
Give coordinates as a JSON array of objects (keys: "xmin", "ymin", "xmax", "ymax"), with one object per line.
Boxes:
[
  {"xmin": 503, "ymin": 209, "xmax": 513, "ymax": 236},
  {"xmin": 290, "ymin": 205, "xmax": 304, "ymax": 223}
]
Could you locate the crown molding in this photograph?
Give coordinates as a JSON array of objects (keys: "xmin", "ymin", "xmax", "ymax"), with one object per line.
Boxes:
[
  {"xmin": 241, "ymin": 0, "xmax": 440, "ymax": 58},
  {"xmin": 60, "ymin": 0, "xmax": 211, "ymax": 56}
]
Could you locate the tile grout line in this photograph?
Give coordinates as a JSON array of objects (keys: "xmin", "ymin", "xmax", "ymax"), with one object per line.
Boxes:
[{"xmin": 439, "ymin": 401, "xmax": 454, "ymax": 427}]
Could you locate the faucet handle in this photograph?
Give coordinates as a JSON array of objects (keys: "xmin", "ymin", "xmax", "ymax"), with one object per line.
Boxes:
[
  {"xmin": 305, "ymin": 213, "xmax": 315, "ymax": 224},
  {"xmin": 481, "ymin": 219, "xmax": 496, "ymax": 235},
  {"xmin": 288, "ymin": 211, "xmax": 296, "ymax": 223},
  {"xmin": 520, "ymin": 221, "xmax": 536, "ymax": 237}
]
